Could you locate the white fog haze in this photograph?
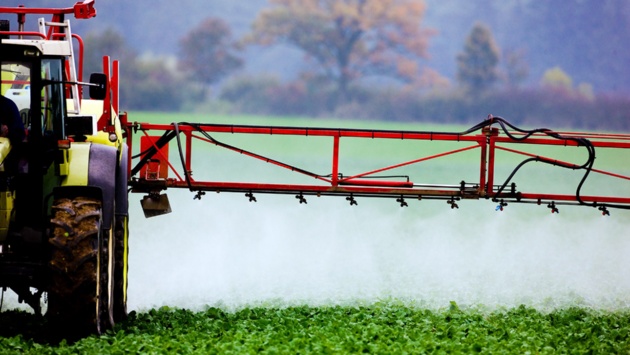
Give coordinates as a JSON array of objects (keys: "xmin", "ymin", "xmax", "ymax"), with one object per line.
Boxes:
[{"xmin": 128, "ymin": 191, "xmax": 630, "ymax": 313}]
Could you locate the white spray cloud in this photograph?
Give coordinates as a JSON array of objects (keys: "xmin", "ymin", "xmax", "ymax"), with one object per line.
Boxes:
[{"xmin": 127, "ymin": 191, "xmax": 630, "ymax": 313}]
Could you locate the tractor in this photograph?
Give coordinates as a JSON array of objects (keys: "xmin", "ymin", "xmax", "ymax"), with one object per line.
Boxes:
[{"xmin": 0, "ymin": 1, "xmax": 128, "ymax": 335}]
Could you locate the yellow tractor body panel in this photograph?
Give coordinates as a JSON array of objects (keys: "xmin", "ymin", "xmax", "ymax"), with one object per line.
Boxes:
[
  {"xmin": 62, "ymin": 142, "xmax": 90, "ymax": 187},
  {"xmin": 0, "ymin": 191, "xmax": 15, "ymax": 242},
  {"xmin": 0, "ymin": 138, "xmax": 12, "ymax": 170},
  {"xmin": 72, "ymin": 98, "xmax": 102, "ymax": 116},
  {"xmin": 121, "ymin": 217, "xmax": 129, "ymax": 303},
  {"xmin": 0, "ymin": 139, "xmax": 13, "ymax": 240}
]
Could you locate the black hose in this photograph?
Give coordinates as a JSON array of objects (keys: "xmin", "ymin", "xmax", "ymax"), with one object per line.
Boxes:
[
  {"xmin": 489, "ymin": 116, "xmax": 629, "ymax": 210},
  {"xmin": 172, "ymin": 123, "xmax": 193, "ymax": 191}
]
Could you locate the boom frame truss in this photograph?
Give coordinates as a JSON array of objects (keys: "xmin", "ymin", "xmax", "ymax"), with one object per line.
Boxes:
[{"xmin": 124, "ymin": 116, "xmax": 630, "ymax": 214}]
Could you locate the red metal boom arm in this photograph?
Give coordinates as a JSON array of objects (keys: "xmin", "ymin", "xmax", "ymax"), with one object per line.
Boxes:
[{"xmin": 125, "ymin": 116, "xmax": 630, "ymax": 214}]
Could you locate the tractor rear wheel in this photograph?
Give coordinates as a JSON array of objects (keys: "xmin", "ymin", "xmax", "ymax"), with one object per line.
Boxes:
[{"xmin": 47, "ymin": 196, "xmax": 114, "ymax": 336}]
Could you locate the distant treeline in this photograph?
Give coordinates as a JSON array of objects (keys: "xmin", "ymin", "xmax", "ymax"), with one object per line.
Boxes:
[
  {"xmin": 208, "ymin": 78, "xmax": 629, "ymax": 132},
  {"xmin": 61, "ymin": 1, "xmax": 629, "ymax": 131},
  {"xmin": 110, "ymin": 67, "xmax": 629, "ymax": 131}
]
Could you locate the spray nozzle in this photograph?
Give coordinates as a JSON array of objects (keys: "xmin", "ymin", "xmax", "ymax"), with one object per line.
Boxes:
[
  {"xmin": 495, "ymin": 200, "xmax": 508, "ymax": 211},
  {"xmin": 547, "ymin": 201, "xmax": 559, "ymax": 214},
  {"xmin": 447, "ymin": 198, "xmax": 459, "ymax": 209},
  {"xmin": 598, "ymin": 206, "xmax": 610, "ymax": 216},
  {"xmin": 397, "ymin": 196, "xmax": 408, "ymax": 207},
  {"xmin": 346, "ymin": 194, "xmax": 357, "ymax": 206},
  {"xmin": 295, "ymin": 193, "xmax": 307, "ymax": 204},
  {"xmin": 246, "ymin": 191, "xmax": 257, "ymax": 202},
  {"xmin": 193, "ymin": 191, "xmax": 206, "ymax": 200}
]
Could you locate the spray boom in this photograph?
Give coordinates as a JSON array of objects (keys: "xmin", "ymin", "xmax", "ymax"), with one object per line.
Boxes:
[{"xmin": 126, "ymin": 116, "xmax": 630, "ymax": 217}]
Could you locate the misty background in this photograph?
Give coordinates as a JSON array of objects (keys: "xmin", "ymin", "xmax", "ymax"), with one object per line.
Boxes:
[
  {"xmin": 73, "ymin": 0, "xmax": 630, "ymax": 93},
  {"xmin": 2, "ymin": 0, "xmax": 629, "ymax": 130}
]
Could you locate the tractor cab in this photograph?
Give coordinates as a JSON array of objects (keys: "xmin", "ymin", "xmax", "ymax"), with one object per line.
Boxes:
[
  {"xmin": 1, "ymin": 46, "xmax": 68, "ymax": 146},
  {"xmin": 0, "ymin": 24, "xmax": 83, "ymax": 239}
]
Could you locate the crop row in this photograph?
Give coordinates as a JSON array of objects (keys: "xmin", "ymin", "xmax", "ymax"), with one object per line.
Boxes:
[{"xmin": 1, "ymin": 302, "xmax": 628, "ymax": 354}]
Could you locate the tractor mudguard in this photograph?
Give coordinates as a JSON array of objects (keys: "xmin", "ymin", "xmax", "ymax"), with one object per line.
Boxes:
[
  {"xmin": 62, "ymin": 142, "xmax": 118, "ymax": 230},
  {"xmin": 87, "ymin": 144, "xmax": 117, "ymax": 230}
]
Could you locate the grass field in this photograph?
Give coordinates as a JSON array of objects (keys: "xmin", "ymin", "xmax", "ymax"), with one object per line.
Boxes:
[{"xmin": 1, "ymin": 113, "xmax": 629, "ymax": 352}]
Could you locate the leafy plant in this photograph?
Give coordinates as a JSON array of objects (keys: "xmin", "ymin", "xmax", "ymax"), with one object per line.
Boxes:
[{"xmin": 0, "ymin": 303, "xmax": 628, "ymax": 354}]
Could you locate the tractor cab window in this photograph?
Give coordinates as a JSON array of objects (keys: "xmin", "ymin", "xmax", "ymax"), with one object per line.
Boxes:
[
  {"xmin": 41, "ymin": 59, "xmax": 66, "ymax": 140},
  {"xmin": 1, "ymin": 61, "xmax": 31, "ymax": 133}
]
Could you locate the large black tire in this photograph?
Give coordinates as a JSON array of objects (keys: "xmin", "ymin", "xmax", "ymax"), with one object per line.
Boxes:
[
  {"xmin": 47, "ymin": 197, "xmax": 114, "ymax": 336},
  {"xmin": 113, "ymin": 214, "xmax": 129, "ymax": 322}
]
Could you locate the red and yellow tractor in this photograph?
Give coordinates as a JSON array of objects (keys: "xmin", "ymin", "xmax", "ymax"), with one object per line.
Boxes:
[{"xmin": 1, "ymin": 1, "xmax": 127, "ymax": 335}]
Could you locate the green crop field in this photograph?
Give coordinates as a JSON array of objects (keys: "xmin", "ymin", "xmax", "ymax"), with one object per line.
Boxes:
[
  {"xmin": 1, "ymin": 113, "xmax": 629, "ymax": 353},
  {"xmin": 1, "ymin": 304, "xmax": 629, "ymax": 353}
]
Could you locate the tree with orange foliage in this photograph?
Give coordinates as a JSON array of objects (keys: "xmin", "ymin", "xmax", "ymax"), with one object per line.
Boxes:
[{"xmin": 249, "ymin": 0, "xmax": 434, "ymax": 99}]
